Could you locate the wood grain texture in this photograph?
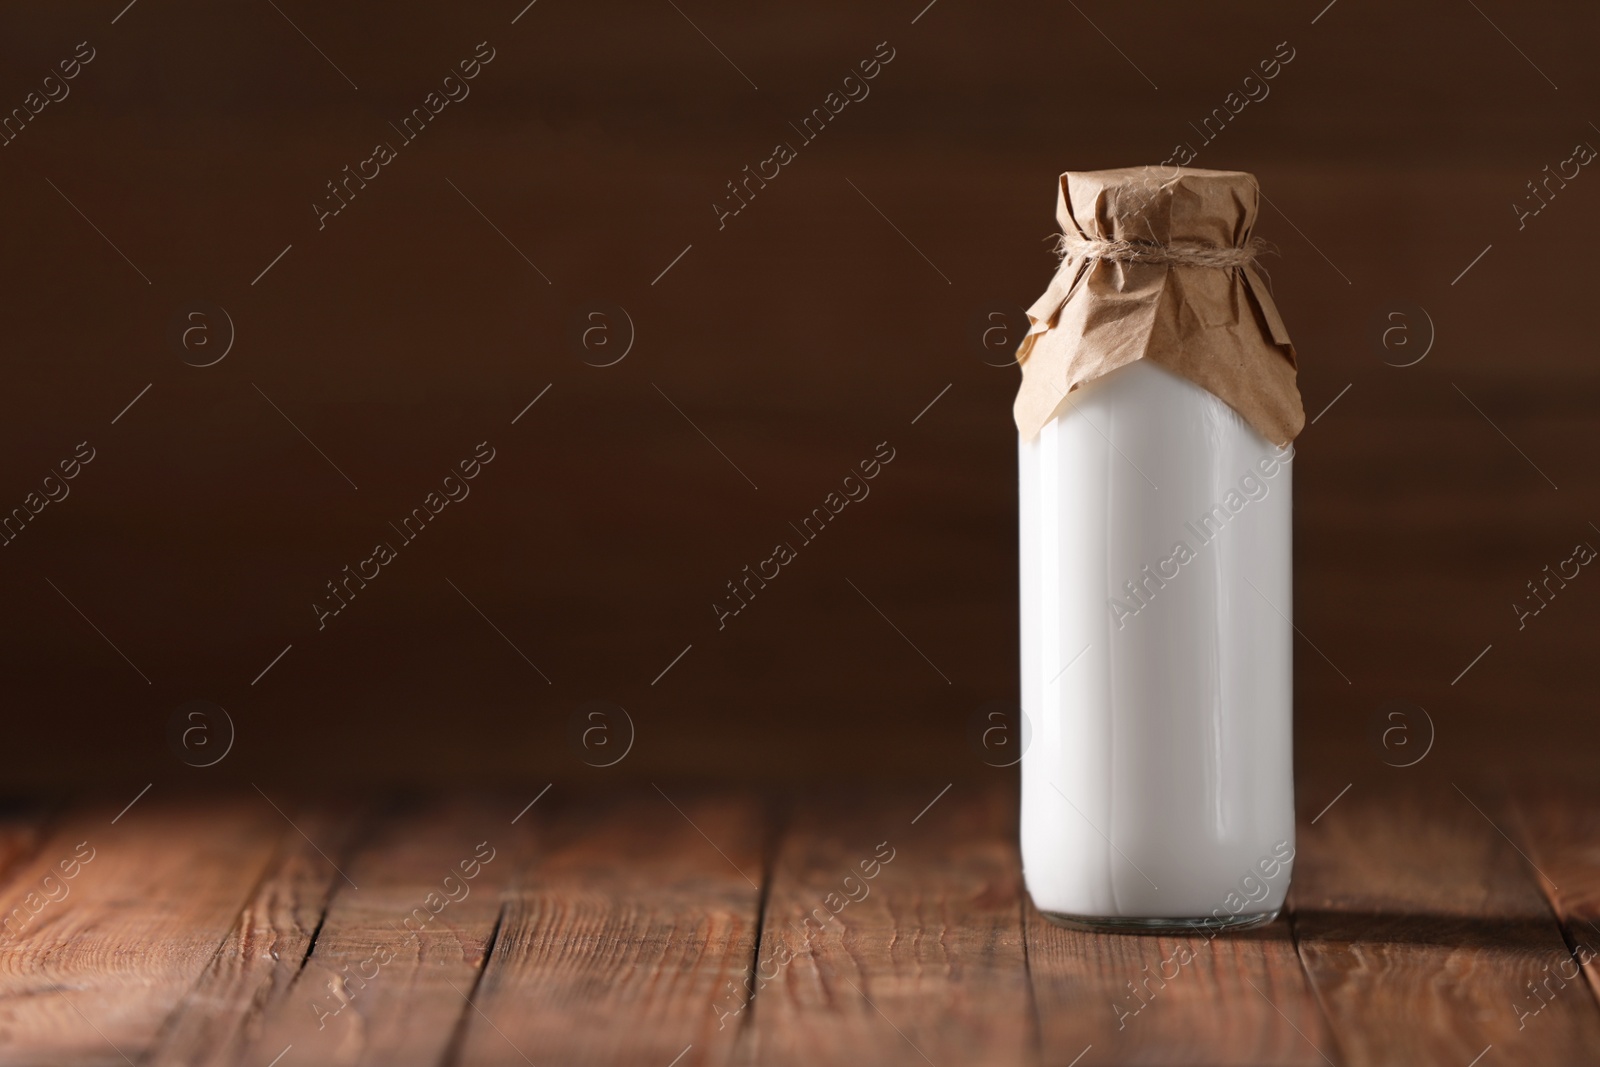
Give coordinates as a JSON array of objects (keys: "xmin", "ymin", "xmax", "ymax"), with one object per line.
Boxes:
[
  {"xmin": 0, "ymin": 797, "xmax": 281, "ymax": 1067},
  {"xmin": 4, "ymin": 12, "xmax": 1596, "ymax": 793},
  {"xmin": 4, "ymin": 785, "xmax": 1600, "ymax": 1064},
  {"xmin": 1505, "ymin": 785, "xmax": 1600, "ymax": 1015},
  {"xmin": 1026, "ymin": 873, "xmax": 1331, "ymax": 1064},
  {"xmin": 455, "ymin": 786, "xmax": 765, "ymax": 1067},
  {"xmin": 1291, "ymin": 781, "xmax": 1600, "ymax": 1065},
  {"xmin": 738, "ymin": 784, "xmax": 1031, "ymax": 1067},
  {"xmin": 212, "ymin": 795, "xmax": 521, "ymax": 1067},
  {"xmin": 145, "ymin": 799, "xmax": 370, "ymax": 1067}
]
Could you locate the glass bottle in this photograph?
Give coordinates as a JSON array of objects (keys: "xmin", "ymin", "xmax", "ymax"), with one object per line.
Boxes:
[{"xmin": 1013, "ymin": 167, "xmax": 1303, "ymax": 932}]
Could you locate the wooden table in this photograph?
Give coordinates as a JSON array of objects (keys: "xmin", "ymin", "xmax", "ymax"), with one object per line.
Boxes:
[{"xmin": 2, "ymin": 779, "xmax": 1596, "ymax": 1066}]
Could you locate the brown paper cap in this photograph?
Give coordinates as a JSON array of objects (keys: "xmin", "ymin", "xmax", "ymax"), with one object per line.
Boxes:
[{"xmin": 1013, "ymin": 166, "xmax": 1303, "ymax": 445}]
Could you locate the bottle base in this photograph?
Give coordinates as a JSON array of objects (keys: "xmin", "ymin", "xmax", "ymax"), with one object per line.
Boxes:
[{"xmin": 1037, "ymin": 908, "xmax": 1280, "ymax": 935}]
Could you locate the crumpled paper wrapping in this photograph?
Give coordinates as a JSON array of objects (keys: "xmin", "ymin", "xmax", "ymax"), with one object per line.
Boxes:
[{"xmin": 1014, "ymin": 166, "xmax": 1303, "ymax": 445}]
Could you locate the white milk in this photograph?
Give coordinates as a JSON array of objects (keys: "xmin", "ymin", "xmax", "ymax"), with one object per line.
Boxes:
[{"xmin": 1018, "ymin": 358, "xmax": 1295, "ymax": 929}]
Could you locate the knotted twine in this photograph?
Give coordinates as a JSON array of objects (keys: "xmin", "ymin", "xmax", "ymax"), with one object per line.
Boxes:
[{"xmin": 1050, "ymin": 233, "xmax": 1270, "ymax": 271}]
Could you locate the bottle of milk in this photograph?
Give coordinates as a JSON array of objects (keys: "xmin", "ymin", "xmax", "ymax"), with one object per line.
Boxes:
[{"xmin": 1013, "ymin": 167, "xmax": 1305, "ymax": 931}]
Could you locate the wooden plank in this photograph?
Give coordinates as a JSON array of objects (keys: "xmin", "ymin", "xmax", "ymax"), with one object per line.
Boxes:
[
  {"xmin": 738, "ymin": 784, "xmax": 1031, "ymax": 1067},
  {"xmin": 0, "ymin": 795, "xmax": 282, "ymax": 1067},
  {"xmin": 209, "ymin": 795, "xmax": 521, "ymax": 1067},
  {"xmin": 456, "ymin": 786, "xmax": 765, "ymax": 1067},
  {"xmin": 144, "ymin": 799, "xmax": 370, "ymax": 1067},
  {"xmin": 1292, "ymin": 780, "xmax": 1600, "ymax": 1065},
  {"xmin": 1026, "ymin": 840, "xmax": 1330, "ymax": 1064},
  {"xmin": 1504, "ymin": 782, "xmax": 1600, "ymax": 1011}
]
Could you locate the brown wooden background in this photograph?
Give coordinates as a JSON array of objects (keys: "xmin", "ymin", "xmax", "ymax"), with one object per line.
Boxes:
[{"xmin": 1, "ymin": 0, "xmax": 1597, "ymax": 798}]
